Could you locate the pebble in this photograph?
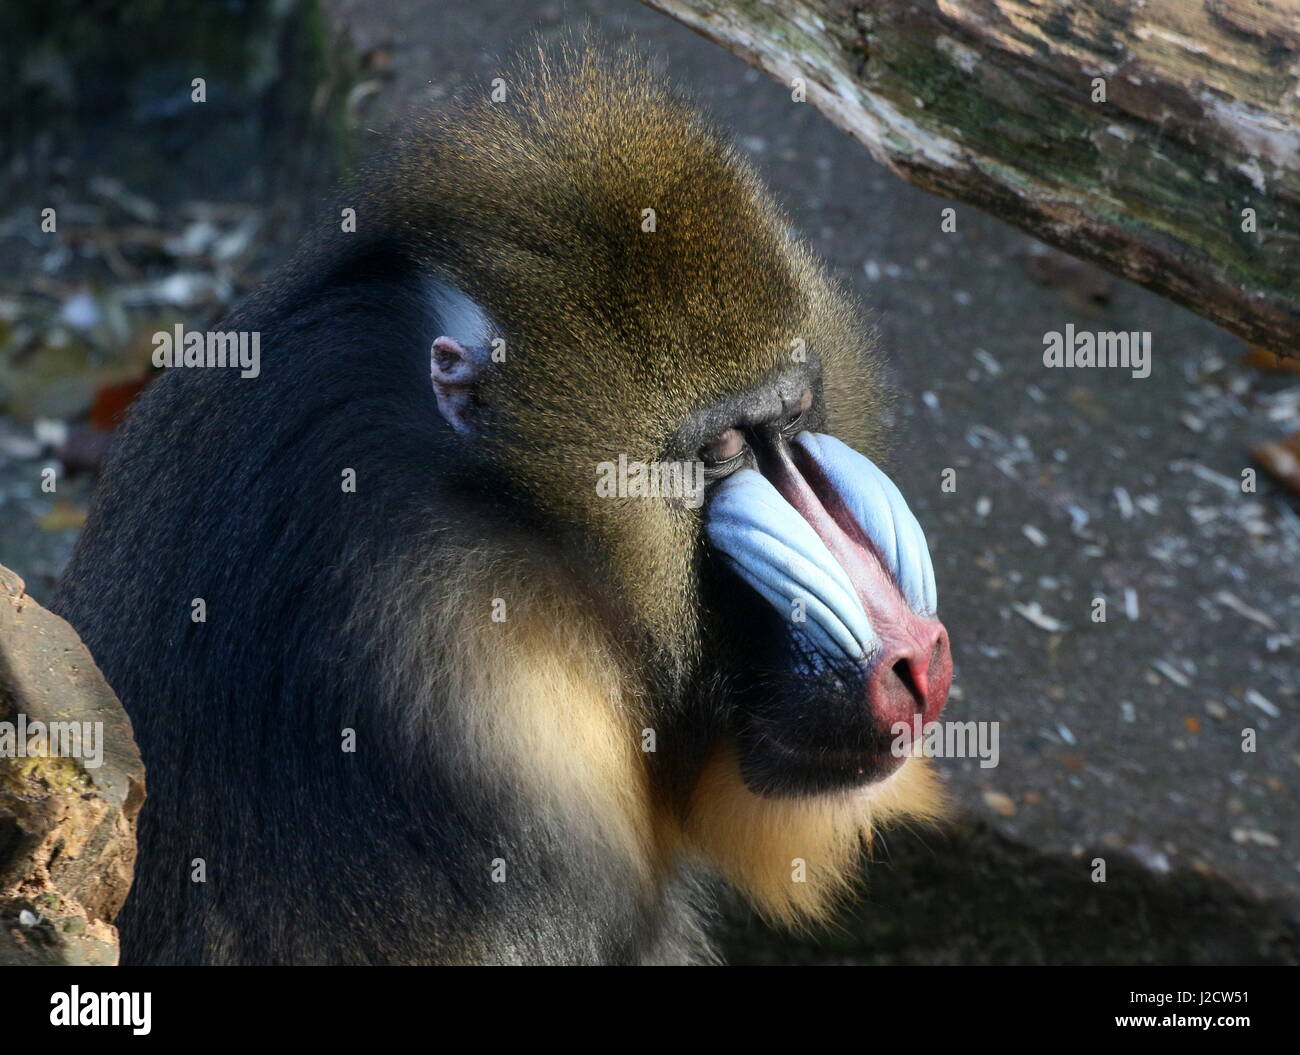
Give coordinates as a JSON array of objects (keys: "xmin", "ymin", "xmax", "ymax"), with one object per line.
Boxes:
[{"xmin": 983, "ymin": 790, "xmax": 1017, "ymax": 817}]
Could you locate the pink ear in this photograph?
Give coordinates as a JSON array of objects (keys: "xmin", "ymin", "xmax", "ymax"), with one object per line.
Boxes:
[{"xmin": 431, "ymin": 336, "xmax": 481, "ymax": 434}]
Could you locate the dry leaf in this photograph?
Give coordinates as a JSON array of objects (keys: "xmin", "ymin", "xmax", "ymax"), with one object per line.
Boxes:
[
  {"xmin": 1251, "ymin": 431, "xmax": 1300, "ymax": 494},
  {"xmin": 37, "ymin": 501, "xmax": 88, "ymax": 532}
]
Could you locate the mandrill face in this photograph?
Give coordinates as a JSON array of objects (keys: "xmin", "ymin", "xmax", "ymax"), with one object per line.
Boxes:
[
  {"xmin": 696, "ymin": 375, "xmax": 952, "ymax": 798},
  {"xmin": 400, "ymin": 45, "xmax": 950, "ymax": 816}
]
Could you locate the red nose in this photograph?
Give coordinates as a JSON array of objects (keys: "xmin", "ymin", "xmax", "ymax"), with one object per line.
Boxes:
[{"xmin": 866, "ymin": 615, "xmax": 951, "ymax": 731}]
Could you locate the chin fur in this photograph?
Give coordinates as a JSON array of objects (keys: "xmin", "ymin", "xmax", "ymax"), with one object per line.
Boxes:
[{"xmin": 682, "ymin": 747, "xmax": 946, "ymax": 928}]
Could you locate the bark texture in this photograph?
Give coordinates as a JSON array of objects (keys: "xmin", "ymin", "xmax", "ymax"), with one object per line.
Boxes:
[{"xmin": 643, "ymin": 0, "xmax": 1300, "ymax": 355}]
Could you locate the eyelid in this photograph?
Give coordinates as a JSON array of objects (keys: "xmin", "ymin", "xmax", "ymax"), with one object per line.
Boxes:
[
  {"xmin": 702, "ymin": 449, "xmax": 747, "ymax": 480},
  {"xmin": 700, "ymin": 426, "xmax": 744, "ymax": 457}
]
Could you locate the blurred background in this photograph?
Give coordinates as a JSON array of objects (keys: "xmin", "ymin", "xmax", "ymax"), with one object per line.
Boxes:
[{"xmin": 1, "ymin": 0, "xmax": 1296, "ymax": 963}]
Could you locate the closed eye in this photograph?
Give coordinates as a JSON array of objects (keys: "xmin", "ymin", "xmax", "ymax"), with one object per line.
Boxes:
[
  {"xmin": 699, "ymin": 427, "xmax": 748, "ymax": 479},
  {"xmin": 702, "ymin": 450, "xmax": 747, "ymax": 480}
]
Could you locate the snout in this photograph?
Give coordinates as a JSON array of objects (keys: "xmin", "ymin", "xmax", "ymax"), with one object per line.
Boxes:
[{"xmin": 705, "ymin": 431, "xmax": 953, "ymax": 792}]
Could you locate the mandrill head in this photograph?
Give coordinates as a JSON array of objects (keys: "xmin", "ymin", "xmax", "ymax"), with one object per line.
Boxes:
[{"xmin": 384, "ymin": 42, "xmax": 953, "ymax": 923}]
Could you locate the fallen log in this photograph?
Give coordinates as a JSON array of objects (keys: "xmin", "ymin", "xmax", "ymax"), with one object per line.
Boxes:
[{"xmin": 643, "ymin": 0, "xmax": 1300, "ymax": 355}]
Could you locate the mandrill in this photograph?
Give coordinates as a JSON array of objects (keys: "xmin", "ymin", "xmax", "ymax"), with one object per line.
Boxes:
[{"xmin": 54, "ymin": 46, "xmax": 952, "ymax": 965}]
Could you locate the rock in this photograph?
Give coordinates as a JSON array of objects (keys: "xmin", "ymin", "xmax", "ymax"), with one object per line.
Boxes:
[{"xmin": 0, "ymin": 563, "xmax": 144, "ymax": 965}]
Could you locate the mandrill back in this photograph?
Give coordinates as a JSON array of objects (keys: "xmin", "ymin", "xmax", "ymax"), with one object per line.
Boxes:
[{"xmin": 56, "ymin": 246, "xmax": 715, "ymax": 964}]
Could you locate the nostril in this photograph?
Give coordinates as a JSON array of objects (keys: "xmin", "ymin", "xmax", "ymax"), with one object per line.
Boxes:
[
  {"xmin": 930, "ymin": 638, "xmax": 946, "ymax": 677},
  {"xmin": 892, "ymin": 658, "xmax": 923, "ymax": 709}
]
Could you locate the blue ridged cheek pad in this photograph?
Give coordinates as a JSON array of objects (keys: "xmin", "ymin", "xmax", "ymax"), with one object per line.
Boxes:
[
  {"xmin": 792, "ymin": 433, "xmax": 937, "ymax": 617},
  {"xmin": 704, "ymin": 433, "xmax": 937, "ymax": 667}
]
